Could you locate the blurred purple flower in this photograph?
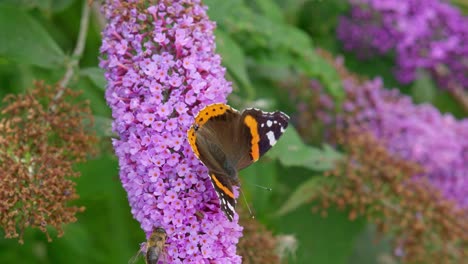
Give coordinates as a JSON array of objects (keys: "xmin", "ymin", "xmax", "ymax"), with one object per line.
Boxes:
[
  {"xmin": 100, "ymin": 0, "xmax": 242, "ymax": 262},
  {"xmin": 338, "ymin": 0, "xmax": 468, "ymax": 91},
  {"xmin": 322, "ymin": 76, "xmax": 468, "ymax": 208}
]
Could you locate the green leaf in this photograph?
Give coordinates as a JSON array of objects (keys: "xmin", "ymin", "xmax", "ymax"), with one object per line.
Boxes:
[
  {"xmin": 276, "ymin": 175, "xmax": 325, "ymax": 216},
  {"xmin": 250, "ymin": 0, "xmax": 284, "ymax": 22},
  {"xmin": 205, "ymin": 0, "xmax": 345, "ymax": 100},
  {"xmin": 409, "ymin": 70, "xmax": 465, "ymax": 117},
  {"xmin": 93, "ymin": 116, "xmax": 114, "ymax": 137},
  {"xmin": 410, "ymin": 70, "xmax": 436, "ymax": 104},
  {"xmin": 241, "ymin": 11, "xmax": 313, "ymax": 58},
  {"xmin": 253, "ymin": 52, "xmax": 297, "ymax": 71},
  {"xmin": 277, "ymin": 0, "xmax": 309, "ymax": 23},
  {"xmin": 50, "ymin": 0, "xmax": 77, "ymax": 12},
  {"xmin": 348, "ymin": 225, "xmax": 396, "ymax": 264},
  {"xmin": 75, "ymin": 154, "xmax": 140, "ymax": 264},
  {"xmin": 75, "ymin": 154, "xmax": 119, "ymax": 199},
  {"xmin": 341, "ymin": 52, "xmax": 401, "ymax": 89},
  {"xmin": 49, "ymin": 223, "xmax": 95, "ymax": 264},
  {"xmin": 0, "ymin": 0, "xmax": 47, "ymax": 10},
  {"xmin": 308, "ymin": 52, "xmax": 345, "ymax": 101},
  {"xmin": 207, "ymin": 0, "xmax": 312, "ymax": 56},
  {"xmin": 269, "ymin": 166, "xmax": 366, "ymax": 263},
  {"xmin": 74, "ymin": 76, "xmax": 111, "ymax": 117},
  {"xmin": 0, "ymin": 4, "xmax": 65, "ymax": 68},
  {"xmin": 267, "ymin": 126, "xmax": 343, "ymax": 171},
  {"xmin": 215, "ymin": 29, "xmax": 255, "ymax": 99},
  {"xmin": 272, "ymin": 201, "xmax": 366, "ymax": 263},
  {"xmin": 0, "ymin": 0, "xmax": 77, "ymax": 12},
  {"xmin": 205, "ymin": 0, "xmax": 244, "ymax": 23},
  {"xmin": 432, "ymin": 89, "xmax": 466, "ymax": 117},
  {"xmin": 81, "ymin": 67, "xmax": 106, "ymax": 90}
]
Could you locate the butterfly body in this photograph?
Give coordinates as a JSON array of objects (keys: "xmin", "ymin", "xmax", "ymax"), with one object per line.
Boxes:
[{"xmin": 188, "ymin": 103, "xmax": 289, "ymax": 220}]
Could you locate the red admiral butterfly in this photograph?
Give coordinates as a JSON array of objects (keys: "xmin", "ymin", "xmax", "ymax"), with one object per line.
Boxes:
[{"xmin": 187, "ymin": 103, "xmax": 289, "ymax": 221}]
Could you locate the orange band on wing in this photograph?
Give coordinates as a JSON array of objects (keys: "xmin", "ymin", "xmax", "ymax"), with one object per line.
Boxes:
[
  {"xmin": 211, "ymin": 174, "xmax": 234, "ymax": 199},
  {"xmin": 243, "ymin": 115, "xmax": 260, "ymax": 161},
  {"xmin": 187, "ymin": 127, "xmax": 200, "ymax": 157},
  {"xmin": 195, "ymin": 103, "xmax": 229, "ymax": 126}
]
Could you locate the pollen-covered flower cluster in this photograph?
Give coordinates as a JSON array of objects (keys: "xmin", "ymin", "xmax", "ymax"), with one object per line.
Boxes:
[
  {"xmin": 0, "ymin": 81, "xmax": 94, "ymax": 243},
  {"xmin": 338, "ymin": 0, "xmax": 468, "ymax": 91},
  {"xmin": 100, "ymin": 0, "xmax": 242, "ymax": 262}
]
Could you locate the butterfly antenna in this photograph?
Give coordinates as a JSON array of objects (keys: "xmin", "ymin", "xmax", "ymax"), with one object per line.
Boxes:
[
  {"xmin": 251, "ymin": 183, "xmax": 273, "ymax": 191},
  {"xmin": 240, "ymin": 189, "xmax": 255, "ymax": 219}
]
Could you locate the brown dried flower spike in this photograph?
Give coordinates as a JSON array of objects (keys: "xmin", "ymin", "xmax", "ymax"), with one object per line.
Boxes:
[
  {"xmin": 237, "ymin": 207, "xmax": 282, "ymax": 264},
  {"xmin": 0, "ymin": 81, "xmax": 95, "ymax": 243},
  {"xmin": 319, "ymin": 129, "xmax": 467, "ymax": 263}
]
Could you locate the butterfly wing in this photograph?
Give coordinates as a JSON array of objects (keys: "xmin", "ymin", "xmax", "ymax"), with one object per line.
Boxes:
[
  {"xmin": 208, "ymin": 171, "xmax": 236, "ymax": 221},
  {"xmin": 187, "ymin": 104, "xmax": 244, "ymax": 220},
  {"xmin": 188, "ymin": 104, "xmax": 244, "ymax": 180},
  {"xmin": 236, "ymin": 108, "xmax": 289, "ymax": 170}
]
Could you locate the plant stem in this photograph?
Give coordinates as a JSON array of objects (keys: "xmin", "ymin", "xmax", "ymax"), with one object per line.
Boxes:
[{"xmin": 56, "ymin": 0, "xmax": 91, "ymax": 98}]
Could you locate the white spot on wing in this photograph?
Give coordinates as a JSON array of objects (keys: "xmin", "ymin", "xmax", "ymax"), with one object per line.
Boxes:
[
  {"xmin": 226, "ymin": 199, "xmax": 235, "ymax": 212},
  {"xmin": 266, "ymin": 131, "xmax": 277, "ymax": 146},
  {"xmin": 220, "ymin": 195, "xmax": 226, "ymax": 204},
  {"xmin": 266, "ymin": 120, "xmax": 273, "ymax": 127},
  {"xmin": 280, "ymin": 126, "xmax": 285, "ymax": 133}
]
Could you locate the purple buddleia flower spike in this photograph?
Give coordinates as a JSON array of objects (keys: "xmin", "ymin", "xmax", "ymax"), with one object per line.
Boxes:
[
  {"xmin": 320, "ymin": 75, "xmax": 468, "ymax": 209},
  {"xmin": 338, "ymin": 0, "xmax": 468, "ymax": 91},
  {"xmin": 100, "ymin": 0, "xmax": 242, "ymax": 262}
]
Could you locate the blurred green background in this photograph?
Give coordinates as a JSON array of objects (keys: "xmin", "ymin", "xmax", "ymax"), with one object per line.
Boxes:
[{"xmin": 0, "ymin": 0, "xmax": 466, "ymax": 263}]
